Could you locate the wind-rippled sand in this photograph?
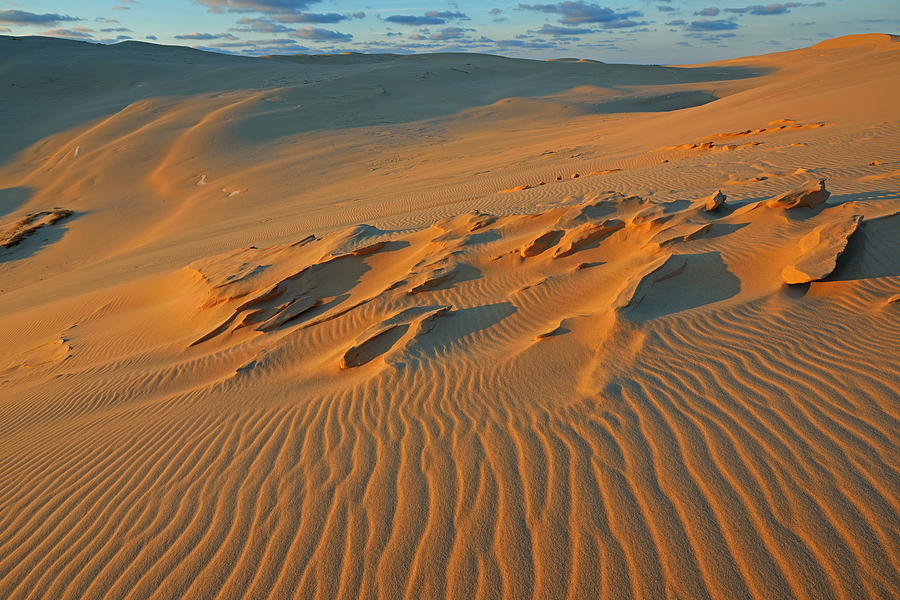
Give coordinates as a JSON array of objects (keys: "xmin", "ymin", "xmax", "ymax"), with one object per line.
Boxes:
[{"xmin": 0, "ymin": 33, "xmax": 898, "ymax": 599}]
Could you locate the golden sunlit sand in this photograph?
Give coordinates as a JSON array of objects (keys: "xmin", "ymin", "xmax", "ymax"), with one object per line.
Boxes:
[{"xmin": 0, "ymin": 32, "xmax": 898, "ymax": 599}]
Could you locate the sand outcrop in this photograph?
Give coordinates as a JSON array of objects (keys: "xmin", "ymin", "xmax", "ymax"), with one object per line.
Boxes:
[
  {"xmin": 781, "ymin": 215, "xmax": 863, "ymax": 284},
  {"xmin": 765, "ymin": 179, "xmax": 830, "ymax": 209},
  {"xmin": 695, "ymin": 190, "xmax": 726, "ymax": 212}
]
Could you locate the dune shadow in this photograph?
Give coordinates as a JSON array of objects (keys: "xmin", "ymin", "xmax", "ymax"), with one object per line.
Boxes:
[
  {"xmin": 576, "ymin": 261, "xmax": 605, "ymax": 270},
  {"xmin": 381, "ymin": 239, "xmax": 411, "ymax": 252},
  {"xmin": 461, "ymin": 229, "xmax": 502, "ymax": 245},
  {"xmin": 783, "ymin": 204, "xmax": 835, "ymax": 221},
  {"xmin": 831, "ymin": 190, "xmax": 900, "ymax": 205},
  {"xmin": 0, "ymin": 187, "xmax": 31, "ymax": 218},
  {"xmin": 0, "ymin": 211, "xmax": 76, "ymax": 264},
  {"xmin": 783, "ymin": 282, "xmax": 810, "ymax": 298},
  {"xmin": 829, "ymin": 213, "xmax": 900, "ymax": 281},
  {"xmin": 399, "ymin": 301, "xmax": 518, "ymax": 361},
  {"xmin": 589, "ymin": 90, "xmax": 719, "ymax": 114},
  {"xmin": 626, "ymin": 252, "xmax": 742, "ymax": 321},
  {"xmin": 275, "ymin": 241, "xmax": 415, "ymax": 330},
  {"xmin": 344, "ymin": 322, "xmax": 411, "ymax": 368},
  {"xmin": 418, "ymin": 262, "xmax": 482, "ymax": 293},
  {"xmin": 704, "ymin": 222, "xmax": 749, "ymax": 240},
  {"xmin": 0, "ymin": 227, "xmax": 65, "ymax": 264},
  {"xmin": 0, "ymin": 35, "xmax": 771, "ymax": 163},
  {"xmin": 230, "ymin": 66, "xmax": 762, "ymax": 143},
  {"xmin": 265, "ymin": 266, "xmax": 372, "ymax": 332}
]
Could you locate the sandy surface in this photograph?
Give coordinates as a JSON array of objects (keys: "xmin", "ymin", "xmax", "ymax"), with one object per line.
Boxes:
[{"xmin": 0, "ymin": 33, "xmax": 898, "ymax": 599}]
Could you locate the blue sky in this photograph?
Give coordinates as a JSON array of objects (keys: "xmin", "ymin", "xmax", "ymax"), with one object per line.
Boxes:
[{"xmin": 0, "ymin": 0, "xmax": 896, "ymax": 62}]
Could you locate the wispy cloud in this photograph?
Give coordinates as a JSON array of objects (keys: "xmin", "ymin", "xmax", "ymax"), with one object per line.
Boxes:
[
  {"xmin": 533, "ymin": 23, "xmax": 593, "ymax": 35},
  {"xmin": 0, "ymin": 10, "xmax": 79, "ymax": 26},
  {"xmin": 276, "ymin": 12, "xmax": 348, "ymax": 23},
  {"xmin": 194, "ymin": 0, "xmax": 321, "ymax": 13},
  {"xmin": 175, "ymin": 31, "xmax": 239, "ymax": 40},
  {"xmin": 687, "ymin": 19, "xmax": 738, "ymax": 30},
  {"xmin": 518, "ymin": 2, "xmax": 646, "ymax": 28},
  {"xmin": 231, "ymin": 17, "xmax": 292, "ymax": 33},
  {"xmin": 37, "ymin": 26, "xmax": 95, "ymax": 40},
  {"xmin": 725, "ymin": 2, "xmax": 825, "ymax": 15},
  {"xmin": 291, "ymin": 26, "xmax": 352, "ymax": 41},
  {"xmin": 385, "ymin": 11, "xmax": 469, "ymax": 26}
]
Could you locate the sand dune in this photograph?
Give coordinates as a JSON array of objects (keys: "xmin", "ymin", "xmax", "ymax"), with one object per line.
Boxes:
[{"xmin": 0, "ymin": 33, "xmax": 898, "ymax": 600}]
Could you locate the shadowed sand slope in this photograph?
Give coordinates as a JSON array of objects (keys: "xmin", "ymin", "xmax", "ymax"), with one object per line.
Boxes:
[{"xmin": 0, "ymin": 33, "xmax": 898, "ymax": 600}]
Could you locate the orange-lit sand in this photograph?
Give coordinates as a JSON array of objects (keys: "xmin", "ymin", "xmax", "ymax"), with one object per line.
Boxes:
[{"xmin": 1, "ymin": 33, "xmax": 898, "ymax": 599}]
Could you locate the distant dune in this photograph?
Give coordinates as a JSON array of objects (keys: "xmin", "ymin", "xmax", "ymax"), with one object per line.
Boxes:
[{"xmin": 0, "ymin": 33, "xmax": 898, "ymax": 600}]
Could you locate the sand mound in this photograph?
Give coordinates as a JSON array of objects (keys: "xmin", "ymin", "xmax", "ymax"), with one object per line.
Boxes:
[{"xmin": 811, "ymin": 32, "xmax": 899, "ymax": 49}]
